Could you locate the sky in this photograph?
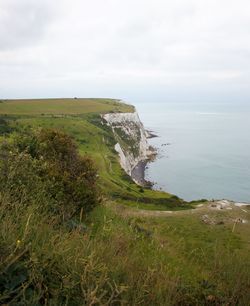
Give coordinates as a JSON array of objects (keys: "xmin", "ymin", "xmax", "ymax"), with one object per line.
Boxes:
[{"xmin": 0, "ymin": 0, "xmax": 250, "ymax": 104}]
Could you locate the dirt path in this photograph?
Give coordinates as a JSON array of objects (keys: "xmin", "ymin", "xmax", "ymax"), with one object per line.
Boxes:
[
  {"xmin": 107, "ymin": 200, "xmax": 250, "ymax": 219},
  {"xmin": 108, "ymin": 202, "xmax": 207, "ymax": 218}
]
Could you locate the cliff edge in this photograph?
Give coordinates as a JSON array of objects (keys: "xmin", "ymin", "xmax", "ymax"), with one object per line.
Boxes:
[{"xmin": 102, "ymin": 111, "xmax": 156, "ymax": 185}]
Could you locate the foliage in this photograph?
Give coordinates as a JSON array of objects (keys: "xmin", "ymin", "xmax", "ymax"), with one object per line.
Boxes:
[
  {"xmin": 0, "ymin": 128, "xmax": 100, "ymax": 219},
  {"xmin": 1, "ymin": 200, "xmax": 249, "ymax": 305},
  {"xmin": 0, "ymin": 99, "xmax": 249, "ymax": 305},
  {"xmin": 0, "ymin": 117, "xmax": 15, "ymax": 135},
  {"xmin": 0, "ymin": 204, "xmax": 126, "ymax": 305}
]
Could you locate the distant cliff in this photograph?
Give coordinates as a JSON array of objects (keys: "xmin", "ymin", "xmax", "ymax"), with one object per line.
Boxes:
[{"xmin": 102, "ymin": 111, "xmax": 155, "ymax": 184}]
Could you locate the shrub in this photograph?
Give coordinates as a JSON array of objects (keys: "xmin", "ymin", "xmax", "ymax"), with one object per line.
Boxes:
[
  {"xmin": 0, "ymin": 117, "xmax": 15, "ymax": 135},
  {"xmin": 0, "ymin": 149, "xmax": 45, "ymax": 206},
  {"xmin": 0, "ymin": 129, "xmax": 100, "ymax": 219}
]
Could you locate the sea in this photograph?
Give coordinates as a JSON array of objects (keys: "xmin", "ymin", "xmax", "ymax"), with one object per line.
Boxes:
[{"xmin": 135, "ymin": 101, "xmax": 250, "ymax": 202}]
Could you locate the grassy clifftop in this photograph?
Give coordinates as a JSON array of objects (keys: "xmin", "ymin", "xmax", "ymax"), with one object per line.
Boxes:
[
  {"xmin": 0, "ymin": 98, "xmax": 249, "ymax": 305},
  {"xmin": 0, "ymin": 98, "xmax": 134, "ymax": 115}
]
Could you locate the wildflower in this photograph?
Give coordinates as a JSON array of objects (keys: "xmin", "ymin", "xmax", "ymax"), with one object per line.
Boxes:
[{"xmin": 16, "ymin": 239, "xmax": 21, "ymax": 246}]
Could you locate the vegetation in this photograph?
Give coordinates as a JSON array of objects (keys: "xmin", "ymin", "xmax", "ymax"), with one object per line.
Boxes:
[
  {"xmin": 0, "ymin": 129, "xmax": 99, "ymax": 221},
  {"xmin": 0, "ymin": 98, "xmax": 134, "ymax": 115},
  {"xmin": 0, "ymin": 98, "xmax": 249, "ymax": 305}
]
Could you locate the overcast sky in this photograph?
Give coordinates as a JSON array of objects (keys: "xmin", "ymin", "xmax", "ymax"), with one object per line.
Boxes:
[{"xmin": 0, "ymin": 0, "xmax": 250, "ymax": 103}]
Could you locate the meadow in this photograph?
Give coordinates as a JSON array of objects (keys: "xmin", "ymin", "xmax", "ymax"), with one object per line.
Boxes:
[{"xmin": 0, "ymin": 98, "xmax": 134, "ymax": 115}]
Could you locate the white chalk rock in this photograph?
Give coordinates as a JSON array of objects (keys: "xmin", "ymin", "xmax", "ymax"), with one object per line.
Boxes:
[{"xmin": 102, "ymin": 112, "xmax": 155, "ymax": 179}]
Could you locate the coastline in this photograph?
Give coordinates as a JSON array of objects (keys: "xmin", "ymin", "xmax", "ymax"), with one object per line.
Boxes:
[
  {"xmin": 146, "ymin": 129, "xmax": 158, "ymax": 139},
  {"xmin": 131, "ymin": 160, "xmax": 148, "ymax": 186},
  {"xmin": 131, "ymin": 132, "xmax": 158, "ymax": 187}
]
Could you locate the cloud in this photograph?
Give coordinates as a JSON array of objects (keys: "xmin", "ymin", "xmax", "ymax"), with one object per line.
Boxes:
[
  {"xmin": 0, "ymin": 0, "xmax": 56, "ymax": 50},
  {"xmin": 0, "ymin": 0, "xmax": 250, "ymax": 101}
]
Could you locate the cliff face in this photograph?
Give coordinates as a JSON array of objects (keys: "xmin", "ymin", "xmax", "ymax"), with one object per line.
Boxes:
[{"xmin": 102, "ymin": 112, "xmax": 155, "ymax": 184}]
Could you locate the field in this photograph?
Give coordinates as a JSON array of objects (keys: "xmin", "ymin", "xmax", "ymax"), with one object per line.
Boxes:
[
  {"xmin": 0, "ymin": 98, "xmax": 134, "ymax": 115},
  {"xmin": 0, "ymin": 98, "xmax": 249, "ymax": 305}
]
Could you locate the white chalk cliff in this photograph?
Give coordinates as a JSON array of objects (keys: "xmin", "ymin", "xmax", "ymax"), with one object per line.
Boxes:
[{"xmin": 102, "ymin": 112, "xmax": 155, "ymax": 183}]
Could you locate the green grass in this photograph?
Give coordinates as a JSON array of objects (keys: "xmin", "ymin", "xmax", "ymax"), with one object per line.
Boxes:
[
  {"xmin": 2, "ymin": 103, "xmax": 187, "ymax": 210},
  {"xmin": 0, "ymin": 98, "xmax": 250, "ymax": 305},
  {"xmin": 1, "ymin": 198, "xmax": 249, "ymax": 305},
  {"xmin": 0, "ymin": 98, "xmax": 134, "ymax": 115}
]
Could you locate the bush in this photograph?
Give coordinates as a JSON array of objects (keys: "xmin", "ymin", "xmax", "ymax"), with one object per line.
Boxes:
[
  {"xmin": 0, "ymin": 117, "xmax": 15, "ymax": 135},
  {"xmin": 0, "ymin": 129, "xmax": 100, "ymax": 219}
]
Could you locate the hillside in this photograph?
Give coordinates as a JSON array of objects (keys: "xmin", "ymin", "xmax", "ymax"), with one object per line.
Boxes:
[
  {"xmin": 0, "ymin": 98, "xmax": 249, "ymax": 305},
  {"xmin": 0, "ymin": 98, "xmax": 187, "ymax": 210}
]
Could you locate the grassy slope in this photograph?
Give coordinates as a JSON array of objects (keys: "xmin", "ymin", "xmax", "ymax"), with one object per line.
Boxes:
[
  {"xmin": 0, "ymin": 98, "xmax": 250, "ymax": 304},
  {"xmin": 1, "ymin": 98, "xmax": 187, "ymax": 210}
]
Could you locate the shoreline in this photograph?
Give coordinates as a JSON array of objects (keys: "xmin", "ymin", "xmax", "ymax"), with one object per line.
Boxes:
[
  {"xmin": 131, "ymin": 160, "xmax": 149, "ymax": 186},
  {"xmin": 130, "ymin": 129, "xmax": 158, "ymax": 187},
  {"xmin": 146, "ymin": 130, "xmax": 158, "ymax": 139},
  {"xmin": 131, "ymin": 146, "xmax": 157, "ymax": 188}
]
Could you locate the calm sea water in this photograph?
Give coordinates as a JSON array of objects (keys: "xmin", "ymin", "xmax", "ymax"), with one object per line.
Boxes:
[{"xmin": 135, "ymin": 102, "xmax": 250, "ymax": 202}]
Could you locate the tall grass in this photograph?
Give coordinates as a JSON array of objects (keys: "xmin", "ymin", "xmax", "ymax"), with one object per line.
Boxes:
[{"xmin": 1, "ymin": 193, "xmax": 250, "ymax": 305}]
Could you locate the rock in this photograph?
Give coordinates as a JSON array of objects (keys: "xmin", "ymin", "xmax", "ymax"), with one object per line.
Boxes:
[
  {"xmin": 102, "ymin": 111, "xmax": 156, "ymax": 184},
  {"xmin": 210, "ymin": 200, "xmax": 232, "ymax": 210},
  {"xmin": 235, "ymin": 202, "xmax": 250, "ymax": 207},
  {"xmin": 234, "ymin": 218, "xmax": 248, "ymax": 224}
]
